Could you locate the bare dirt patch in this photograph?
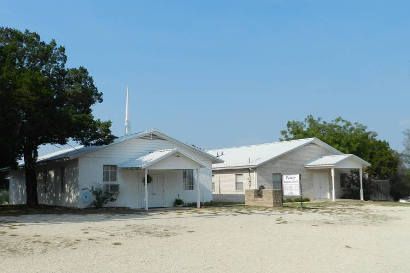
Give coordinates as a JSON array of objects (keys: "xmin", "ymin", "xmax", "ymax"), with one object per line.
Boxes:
[{"xmin": 1, "ymin": 201, "xmax": 410, "ymax": 273}]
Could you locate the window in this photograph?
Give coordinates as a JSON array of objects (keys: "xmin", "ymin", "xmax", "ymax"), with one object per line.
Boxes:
[
  {"xmin": 183, "ymin": 169, "xmax": 194, "ymax": 190},
  {"xmin": 272, "ymin": 173, "xmax": 282, "ymax": 190},
  {"xmin": 212, "ymin": 175, "xmax": 215, "ymax": 192},
  {"xmin": 103, "ymin": 183, "xmax": 120, "ymax": 193},
  {"xmin": 103, "ymin": 165, "xmax": 119, "ymax": 194},
  {"xmin": 38, "ymin": 170, "xmax": 48, "ymax": 193},
  {"xmin": 235, "ymin": 174, "xmax": 244, "ymax": 191},
  {"xmin": 103, "ymin": 165, "xmax": 117, "ymax": 182},
  {"xmin": 60, "ymin": 167, "xmax": 65, "ymax": 193}
]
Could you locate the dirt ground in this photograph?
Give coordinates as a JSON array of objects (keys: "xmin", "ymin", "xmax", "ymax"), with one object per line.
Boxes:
[{"xmin": 1, "ymin": 201, "xmax": 410, "ymax": 273}]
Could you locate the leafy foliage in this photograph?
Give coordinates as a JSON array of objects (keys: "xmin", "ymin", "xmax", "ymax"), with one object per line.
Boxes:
[
  {"xmin": 280, "ymin": 115, "xmax": 399, "ymax": 179},
  {"xmin": 390, "ymin": 130, "xmax": 410, "ymax": 200},
  {"xmin": 0, "ymin": 28, "xmax": 116, "ymax": 206},
  {"xmin": 173, "ymin": 198, "xmax": 184, "ymax": 206},
  {"xmin": 90, "ymin": 186, "xmax": 118, "ymax": 208},
  {"xmin": 284, "ymin": 197, "xmax": 310, "ymax": 203},
  {"xmin": 403, "ymin": 129, "xmax": 410, "ymax": 165}
]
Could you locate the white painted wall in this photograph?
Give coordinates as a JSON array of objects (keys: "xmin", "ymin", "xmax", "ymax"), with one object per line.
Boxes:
[
  {"xmin": 77, "ymin": 136, "xmax": 213, "ymax": 208},
  {"xmin": 9, "ymin": 135, "xmax": 214, "ymax": 208},
  {"xmin": 212, "ymin": 169, "xmax": 256, "ymax": 194},
  {"xmin": 9, "ymin": 159, "xmax": 79, "ymax": 207},
  {"xmin": 212, "ymin": 143, "xmax": 340, "ymax": 200}
]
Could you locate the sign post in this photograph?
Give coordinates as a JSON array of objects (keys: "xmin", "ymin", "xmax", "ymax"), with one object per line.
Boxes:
[{"xmin": 282, "ymin": 174, "xmax": 303, "ymax": 208}]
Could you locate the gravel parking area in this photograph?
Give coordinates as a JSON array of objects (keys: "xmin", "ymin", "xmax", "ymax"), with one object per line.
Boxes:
[{"xmin": 1, "ymin": 201, "xmax": 410, "ymax": 273}]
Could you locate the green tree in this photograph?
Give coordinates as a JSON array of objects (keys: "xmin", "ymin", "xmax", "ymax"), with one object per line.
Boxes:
[
  {"xmin": 403, "ymin": 129, "xmax": 410, "ymax": 165},
  {"xmin": 0, "ymin": 28, "xmax": 115, "ymax": 206},
  {"xmin": 280, "ymin": 115, "xmax": 399, "ymax": 179},
  {"xmin": 390, "ymin": 129, "xmax": 410, "ymax": 200}
]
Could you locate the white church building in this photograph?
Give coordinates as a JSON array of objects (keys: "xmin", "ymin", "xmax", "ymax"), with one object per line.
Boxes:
[
  {"xmin": 9, "ymin": 129, "xmax": 222, "ymax": 209},
  {"xmin": 9, "ymin": 88, "xmax": 222, "ymax": 209}
]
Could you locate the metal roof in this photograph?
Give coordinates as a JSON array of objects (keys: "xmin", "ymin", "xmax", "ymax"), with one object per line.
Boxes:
[
  {"xmin": 305, "ymin": 154, "xmax": 371, "ymax": 168},
  {"xmin": 118, "ymin": 148, "xmax": 205, "ymax": 169},
  {"xmin": 20, "ymin": 129, "xmax": 222, "ymax": 166},
  {"xmin": 208, "ymin": 138, "xmax": 343, "ymax": 170}
]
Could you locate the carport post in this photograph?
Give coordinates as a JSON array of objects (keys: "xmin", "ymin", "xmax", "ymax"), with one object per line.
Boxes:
[
  {"xmin": 196, "ymin": 169, "xmax": 200, "ymax": 208},
  {"xmin": 359, "ymin": 168, "xmax": 364, "ymax": 201},
  {"xmin": 144, "ymin": 168, "xmax": 148, "ymax": 210},
  {"xmin": 331, "ymin": 168, "xmax": 336, "ymax": 201}
]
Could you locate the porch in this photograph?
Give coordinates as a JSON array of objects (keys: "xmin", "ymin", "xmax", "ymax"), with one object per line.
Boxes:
[
  {"xmin": 305, "ymin": 154, "xmax": 371, "ymax": 201},
  {"xmin": 119, "ymin": 148, "xmax": 205, "ymax": 210}
]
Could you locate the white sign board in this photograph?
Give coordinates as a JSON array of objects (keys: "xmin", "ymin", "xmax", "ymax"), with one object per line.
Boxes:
[{"xmin": 282, "ymin": 174, "xmax": 301, "ymax": 196}]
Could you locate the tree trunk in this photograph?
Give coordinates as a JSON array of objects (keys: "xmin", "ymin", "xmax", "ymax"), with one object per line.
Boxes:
[{"xmin": 24, "ymin": 144, "xmax": 38, "ymax": 207}]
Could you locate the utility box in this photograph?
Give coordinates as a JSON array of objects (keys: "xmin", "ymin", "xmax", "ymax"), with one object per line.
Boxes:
[{"xmin": 245, "ymin": 189, "xmax": 283, "ymax": 207}]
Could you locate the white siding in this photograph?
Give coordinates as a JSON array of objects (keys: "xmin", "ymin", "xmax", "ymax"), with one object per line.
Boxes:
[
  {"xmin": 9, "ymin": 159, "xmax": 79, "ymax": 207},
  {"xmin": 77, "ymin": 137, "xmax": 213, "ymax": 208},
  {"xmin": 212, "ymin": 169, "xmax": 256, "ymax": 194},
  {"xmin": 212, "ymin": 143, "xmax": 341, "ymax": 200},
  {"xmin": 256, "ymin": 143, "xmax": 336, "ymax": 200}
]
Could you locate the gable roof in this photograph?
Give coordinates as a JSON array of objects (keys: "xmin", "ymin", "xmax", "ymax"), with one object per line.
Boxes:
[
  {"xmin": 118, "ymin": 148, "xmax": 206, "ymax": 169},
  {"xmin": 22, "ymin": 129, "xmax": 222, "ymax": 166},
  {"xmin": 208, "ymin": 138, "xmax": 343, "ymax": 170},
  {"xmin": 305, "ymin": 154, "xmax": 371, "ymax": 168}
]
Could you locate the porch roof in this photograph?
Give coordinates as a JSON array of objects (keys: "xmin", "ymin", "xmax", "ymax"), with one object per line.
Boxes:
[
  {"xmin": 305, "ymin": 154, "xmax": 371, "ymax": 169},
  {"xmin": 118, "ymin": 148, "xmax": 205, "ymax": 169}
]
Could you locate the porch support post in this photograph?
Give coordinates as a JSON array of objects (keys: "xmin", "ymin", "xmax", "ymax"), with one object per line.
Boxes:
[
  {"xmin": 144, "ymin": 168, "xmax": 148, "ymax": 211},
  {"xmin": 359, "ymin": 168, "xmax": 364, "ymax": 201},
  {"xmin": 331, "ymin": 168, "xmax": 336, "ymax": 201},
  {"xmin": 196, "ymin": 168, "xmax": 200, "ymax": 208}
]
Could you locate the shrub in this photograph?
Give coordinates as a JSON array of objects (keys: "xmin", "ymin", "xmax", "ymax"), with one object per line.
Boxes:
[
  {"xmin": 0, "ymin": 190, "xmax": 9, "ymax": 205},
  {"xmin": 174, "ymin": 198, "xmax": 184, "ymax": 206},
  {"xmin": 90, "ymin": 186, "xmax": 117, "ymax": 208},
  {"xmin": 284, "ymin": 197, "xmax": 310, "ymax": 203}
]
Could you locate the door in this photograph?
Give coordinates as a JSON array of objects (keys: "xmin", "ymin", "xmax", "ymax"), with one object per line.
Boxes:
[
  {"xmin": 148, "ymin": 174, "xmax": 165, "ymax": 207},
  {"xmin": 313, "ymin": 171, "xmax": 330, "ymax": 199}
]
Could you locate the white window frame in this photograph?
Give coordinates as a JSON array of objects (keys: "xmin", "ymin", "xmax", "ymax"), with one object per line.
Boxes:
[
  {"xmin": 235, "ymin": 174, "xmax": 244, "ymax": 191},
  {"xmin": 183, "ymin": 169, "xmax": 194, "ymax": 191},
  {"xmin": 103, "ymin": 165, "xmax": 117, "ymax": 182},
  {"xmin": 103, "ymin": 165, "xmax": 119, "ymax": 193}
]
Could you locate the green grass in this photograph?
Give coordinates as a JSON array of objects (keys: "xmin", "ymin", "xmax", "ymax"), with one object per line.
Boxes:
[{"xmin": 0, "ymin": 205, "xmax": 146, "ymax": 216}]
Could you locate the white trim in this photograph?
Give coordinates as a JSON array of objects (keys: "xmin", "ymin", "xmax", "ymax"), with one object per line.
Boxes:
[
  {"xmin": 359, "ymin": 168, "xmax": 364, "ymax": 201},
  {"xmin": 196, "ymin": 169, "xmax": 200, "ymax": 208},
  {"xmin": 331, "ymin": 168, "xmax": 335, "ymax": 201},
  {"xmin": 144, "ymin": 168, "xmax": 148, "ymax": 211}
]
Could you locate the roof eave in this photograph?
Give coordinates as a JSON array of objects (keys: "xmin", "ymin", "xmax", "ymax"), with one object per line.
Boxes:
[{"xmin": 212, "ymin": 165, "xmax": 257, "ymax": 171}]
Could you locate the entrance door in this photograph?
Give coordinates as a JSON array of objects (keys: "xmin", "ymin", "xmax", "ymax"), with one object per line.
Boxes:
[
  {"xmin": 148, "ymin": 174, "xmax": 165, "ymax": 207},
  {"xmin": 313, "ymin": 171, "xmax": 330, "ymax": 199}
]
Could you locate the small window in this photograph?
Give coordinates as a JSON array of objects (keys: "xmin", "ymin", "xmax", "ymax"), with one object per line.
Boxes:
[
  {"xmin": 103, "ymin": 183, "xmax": 120, "ymax": 193},
  {"xmin": 60, "ymin": 167, "xmax": 65, "ymax": 193},
  {"xmin": 103, "ymin": 165, "xmax": 117, "ymax": 182},
  {"xmin": 183, "ymin": 169, "xmax": 194, "ymax": 190},
  {"xmin": 235, "ymin": 174, "xmax": 244, "ymax": 191},
  {"xmin": 39, "ymin": 171, "xmax": 48, "ymax": 193},
  {"xmin": 272, "ymin": 173, "xmax": 282, "ymax": 190}
]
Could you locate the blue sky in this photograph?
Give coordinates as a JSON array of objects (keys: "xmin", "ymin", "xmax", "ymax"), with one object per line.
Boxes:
[{"xmin": 2, "ymin": 0, "xmax": 410, "ymax": 154}]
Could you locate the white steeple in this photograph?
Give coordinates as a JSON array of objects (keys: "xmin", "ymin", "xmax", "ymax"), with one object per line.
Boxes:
[{"xmin": 125, "ymin": 86, "xmax": 130, "ymax": 135}]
